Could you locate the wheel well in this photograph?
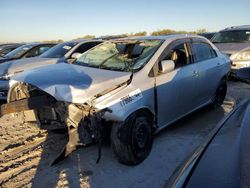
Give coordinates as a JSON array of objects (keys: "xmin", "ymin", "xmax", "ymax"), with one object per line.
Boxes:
[
  {"xmin": 133, "ymin": 108, "xmax": 156, "ymax": 130},
  {"xmin": 222, "ymin": 75, "xmax": 228, "ymax": 81}
]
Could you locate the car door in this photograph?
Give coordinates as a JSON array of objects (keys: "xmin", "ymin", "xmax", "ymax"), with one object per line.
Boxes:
[
  {"xmin": 191, "ymin": 39, "xmax": 222, "ymax": 105},
  {"xmin": 156, "ymin": 39, "xmax": 198, "ymax": 128}
]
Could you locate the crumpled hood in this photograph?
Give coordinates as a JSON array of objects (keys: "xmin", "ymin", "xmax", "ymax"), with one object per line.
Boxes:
[
  {"xmin": 0, "ymin": 57, "xmax": 58, "ymax": 76},
  {"xmin": 214, "ymin": 42, "xmax": 250, "ymax": 55},
  {"xmin": 11, "ymin": 63, "xmax": 131, "ymax": 103}
]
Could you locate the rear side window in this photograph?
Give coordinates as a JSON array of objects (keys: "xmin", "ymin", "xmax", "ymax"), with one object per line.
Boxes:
[
  {"xmin": 192, "ymin": 42, "xmax": 217, "ymax": 62},
  {"xmin": 24, "ymin": 45, "xmax": 53, "ymax": 58},
  {"xmin": 39, "ymin": 46, "xmax": 51, "ymax": 54}
]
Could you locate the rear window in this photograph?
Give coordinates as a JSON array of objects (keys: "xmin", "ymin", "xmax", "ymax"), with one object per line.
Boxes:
[{"xmin": 192, "ymin": 42, "xmax": 217, "ymax": 62}]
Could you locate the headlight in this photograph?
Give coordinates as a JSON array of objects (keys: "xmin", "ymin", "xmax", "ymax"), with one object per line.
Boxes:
[
  {"xmin": 0, "ymin": 73, "xmax": 14, "ymax": 80},
  {"xmin": 231, "ymin": 50, "xmax": 250, "ymax": 61}
]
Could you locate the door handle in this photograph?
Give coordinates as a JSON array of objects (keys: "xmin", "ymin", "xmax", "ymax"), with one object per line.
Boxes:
[{"xmin": 217, "ymin": 62, "xmax": 221, "ymax": 66}]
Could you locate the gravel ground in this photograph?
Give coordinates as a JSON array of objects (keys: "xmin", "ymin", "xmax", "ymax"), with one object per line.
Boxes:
[{"xmin": 0, "ymin": 81, "xmax": 249, "ymax": 188}]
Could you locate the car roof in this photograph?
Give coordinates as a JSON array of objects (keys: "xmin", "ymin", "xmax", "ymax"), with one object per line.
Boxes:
[
  {"xmin": 70, "ymin": 39, "xmax": 103, "ymax": 43},
  {"xmin": 115, "ymin": 34, "xmax": 205, "ymax": 41},
  {"xmin": 0, "ymin": 43, "xmax": 23, "ymax": 48},
  {"xmin": 19, "ymin": 42, "xmax": 56, "ymax": 47},
  {"xmin": 221, "ymin": 25, "xmax": 250, "ymax": 31}
]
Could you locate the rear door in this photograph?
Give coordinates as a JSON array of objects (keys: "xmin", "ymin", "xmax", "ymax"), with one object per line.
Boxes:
[
  {"xmin": 190, "ymin": 39, "xmax": 222, "ymax": 105},
  {"xmin": 156, "ymin": 39, "xmax": 198, "ymax": 128}
]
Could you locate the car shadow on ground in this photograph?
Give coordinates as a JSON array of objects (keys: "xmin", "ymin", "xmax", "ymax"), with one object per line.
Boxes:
[
  {"xmin": 157, "ymin": 104, "xmax": 227, "ymax": 137},
  {"xmin": 29, "ymin": 103, "xmax": 229, "ymax": 188},
  {"xmin": 31, "ymin": 130, "xmax": 94, "ymax": 188}
]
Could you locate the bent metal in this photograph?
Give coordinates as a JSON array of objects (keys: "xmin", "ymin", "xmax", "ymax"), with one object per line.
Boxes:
[{"xmin": 0, "ymin": 85, "xmax": 106, "ymax": 165}]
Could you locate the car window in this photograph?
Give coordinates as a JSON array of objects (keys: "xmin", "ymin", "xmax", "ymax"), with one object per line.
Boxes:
[
  {"xmin": 73, "ymin": 42, "xmax": 102, "ymax": 54},
  {"xmin": 39, "ymin": 46, "xmax": 51, "ymax": 54},
  {"xmin": 75, "ymin": 40, "xmax": 162, "ymax": 72},
  {"xmin": 163, "ymin": 43, "xmax": 190, "ymax": 69},
  {"xmin": 0, "ymin": 47, "xmax": 16, "ymax": 57},
  {"xmin": 191, "ymin": 42, "xmax": 217, "ymax": 62},
  {"xmin": 212, "ymin": 30, "xmax": 250, "ymax": 43},
  {"xmin": 40, "ymin": 42, "xmax": 78, "ymax": 58},
  {"xmin": 4, "ymin": 44, "xmax": 35, "ymax": 59},
  {"xmin": 24, "ymin": 45, "xmax": 52, "ymax": 58}
]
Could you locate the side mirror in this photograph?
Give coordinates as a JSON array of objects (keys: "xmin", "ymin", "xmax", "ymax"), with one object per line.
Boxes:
[
  {"xmin": 236, "ymin": 68, "xmax": 250, "ymax": 83},
  {"xmin": 159, "ymin": 60, "xmax": 175, "ymax": 74},
  {"xmin": 71, "ymin": 52, "xmax": 82, "ymax": 59}
]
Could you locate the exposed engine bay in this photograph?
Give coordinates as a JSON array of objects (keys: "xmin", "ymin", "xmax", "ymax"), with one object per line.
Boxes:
[{"xmin": 1, "ymin": 82, "xmax": 110, "ymax": 165}]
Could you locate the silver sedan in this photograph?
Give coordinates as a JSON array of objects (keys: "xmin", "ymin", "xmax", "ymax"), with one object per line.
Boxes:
[{"xmin": 2, "ymin": 34, "xmax": 231, "ymax": 165}]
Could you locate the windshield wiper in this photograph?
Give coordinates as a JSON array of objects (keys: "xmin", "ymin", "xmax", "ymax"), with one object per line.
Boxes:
[{"xmin": 98, "ymin": 53, "xmax": 118, "ymax": 68}]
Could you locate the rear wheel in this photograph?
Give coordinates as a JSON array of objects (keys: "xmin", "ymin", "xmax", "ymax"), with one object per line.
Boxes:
[
  {"xmin": 211, "ymin": 79, "xmax": 227, "ymax": 108},
  {"xmin": 111, "ymin": 112, "xmax": 153, "ymax": 165}
]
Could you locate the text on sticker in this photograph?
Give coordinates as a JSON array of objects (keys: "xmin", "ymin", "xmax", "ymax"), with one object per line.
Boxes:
[{"xmin": 120, "ymin": 89, "xmax": 143, "ymax": 107}]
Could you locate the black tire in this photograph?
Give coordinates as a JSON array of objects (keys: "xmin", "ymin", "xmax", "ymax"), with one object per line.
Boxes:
[
  {"xmin": 211, "ymin": 79, "xmax": 227, "ymax": 108},
  {"xmin": 111, "ymin": 111, "xmax": 153, "ymax": 165}
]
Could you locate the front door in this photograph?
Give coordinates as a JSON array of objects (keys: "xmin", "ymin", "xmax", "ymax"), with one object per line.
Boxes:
[{"xmin": 156, "ymin": 40, "xmax": 198, "ymax": 128}]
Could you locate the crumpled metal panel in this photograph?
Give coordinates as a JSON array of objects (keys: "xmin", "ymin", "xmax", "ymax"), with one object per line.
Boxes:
[{"xmin": 10, "ymin": 63, "xmax": 131, "ymax": 103}]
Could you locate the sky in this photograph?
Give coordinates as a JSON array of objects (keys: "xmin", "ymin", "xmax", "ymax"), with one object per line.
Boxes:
[{"xmin": 0, "ymin": 0, "xmax": 250, "ymax": 43}]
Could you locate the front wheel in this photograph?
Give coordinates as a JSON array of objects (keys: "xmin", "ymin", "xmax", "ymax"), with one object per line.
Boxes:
[
  {"xmin": 211, "ymin": 79, "xmax": 227, "ymax": 108},
  {"xmin": 111, "ymin": 112, "xmax": 153, "ymax": 165}
]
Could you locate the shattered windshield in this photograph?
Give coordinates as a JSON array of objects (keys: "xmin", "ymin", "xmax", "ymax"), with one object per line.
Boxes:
[
  {"xmin": 212, "ymin": 30, "xmax": 250, "ymax": 43},
  {"xmin": 40, "ymin": 42, "xmax": 77, "ymax": 58},
  {"xmin": 75, "ymin": 39, "xmax": 162, "ymax": 72},
  {"xmin": 4, "ymin": 44, "xmax": 35, "ymax": 59}
]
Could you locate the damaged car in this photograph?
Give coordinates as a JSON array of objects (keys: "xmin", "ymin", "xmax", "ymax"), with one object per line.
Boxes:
[{"xmin": 0, "ymin": 35, "xmax": 230, "ymax": 165}]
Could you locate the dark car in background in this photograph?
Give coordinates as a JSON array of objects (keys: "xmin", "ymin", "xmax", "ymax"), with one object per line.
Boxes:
[
  {"xmin": 199, "ymin": 32, "xmax": 216, "ymax": 40},
  {"xmin": 0, "ymin": 40, "xmax": 102, "ymax": 100},
  {"xmin": 166, "ymin": 68, "xmax": 250, "ymax": 188},
  {"xmin": 212, "ymin": 25, "xmax": 250, "ymax": 73},
  {"xmin": 0, "ymin": 43, "xmax": 23, "ymax": 57},
  {"xmin": 0, "ymin": 42, "xmax": 56, "ymax": 64}
]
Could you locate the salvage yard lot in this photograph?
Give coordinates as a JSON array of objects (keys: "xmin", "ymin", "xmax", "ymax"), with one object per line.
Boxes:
[{"xmin": 0, "ymin": 81, "xmax": 250, "ymax": 188}]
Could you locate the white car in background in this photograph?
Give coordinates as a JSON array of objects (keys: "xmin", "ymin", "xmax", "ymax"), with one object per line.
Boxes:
[{"xmin": 212, "ymin": 25, "xmax": 250, "ymax": 73}]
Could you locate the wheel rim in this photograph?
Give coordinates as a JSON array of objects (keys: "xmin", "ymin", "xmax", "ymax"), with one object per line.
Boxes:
[{"xmin": 132, "ymin": 117, "xmax": 151, "ymax": 157}]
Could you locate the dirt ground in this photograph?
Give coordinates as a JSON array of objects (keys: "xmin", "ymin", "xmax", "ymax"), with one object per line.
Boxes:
[{"xmin": 0, "ymin": 81, "xmax": 250, "ymax": 188}]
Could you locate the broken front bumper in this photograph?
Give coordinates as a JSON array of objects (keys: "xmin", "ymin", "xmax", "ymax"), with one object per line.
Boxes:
[
  {"xmin": 0, "ymin": 94, "xmax": 106, "ymax": 165},
  {"xmin": 0, "ymin": 95, "xmax": 56, "ymax": 117}
]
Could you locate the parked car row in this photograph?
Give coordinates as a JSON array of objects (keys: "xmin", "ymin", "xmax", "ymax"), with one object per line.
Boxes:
[
  {"xmin": 0, "ymin": 42, "xmax": 56, "ymax": 64},
  {"xmin": 0, "ymin": 25, "xmax": 249, "ymax": 100},
  {"xmin": 0, "ymin": 40, "xmax": 102, "ymax": 99}
]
